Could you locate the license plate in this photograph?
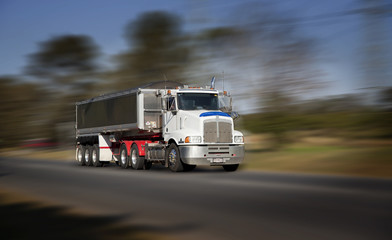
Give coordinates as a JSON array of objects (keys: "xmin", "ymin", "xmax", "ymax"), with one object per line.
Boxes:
[
  {"xmin": 213, "ymin": 158, "xmax": 224, "ymax": 163},
  {"xmin": 207, "ymin": 158, "xmax": 226, "ymax": 163}
]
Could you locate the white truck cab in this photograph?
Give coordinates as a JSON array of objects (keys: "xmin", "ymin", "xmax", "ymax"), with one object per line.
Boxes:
[{"xmin": 161, "ymin": 86, "xmax": 244, "ymax": 170}]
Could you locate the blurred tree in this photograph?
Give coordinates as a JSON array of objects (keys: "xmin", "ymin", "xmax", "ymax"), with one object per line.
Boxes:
[
  {"xmin": 197, "ymin": 27, "xmax": 246, "ymax": 58},
  {"xmin": 25, "ymin": 35, "xmax": 100, "ymax": 93},
  {"xmin": 298, "ymin": 94, "xmax": 367, "ymax": 114},
  {"xmin": 0, "ymin": 78, "xmax": 49, "ymax": 147},
  {"xmin": 256, "ymin": 30, "xmax": 322, "ymax": 112},
  {"xmin": 115, "ymin": 11, "xmax": 189, "ymax": 87},
  {"xmin": 235, "ymin": 4, "xmax": 323, "ymax": 147},
  {"xmin": 24, "ymin": 35, "xmax": 101, "ymax": 145},
  {"xmin": 378, "ymin": 87, "xmax": 392, "ymax": 110},
  {"xmin": 360, "ymin": 0, "xmax": 392, "ymax": 89},
  {"xmin": 186, "ymin": 27, "xmax": 248, "ymax": 86}
]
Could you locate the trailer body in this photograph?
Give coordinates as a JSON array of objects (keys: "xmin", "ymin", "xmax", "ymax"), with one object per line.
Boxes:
[{"xmin": 76, "ymin": 88, "xmax": 161, "ymax": 135}]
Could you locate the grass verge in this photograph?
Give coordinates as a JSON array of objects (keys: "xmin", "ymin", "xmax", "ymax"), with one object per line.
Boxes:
[{"xmin": 243, "ymin": 137, "xmax": 392, "ymax": 178}]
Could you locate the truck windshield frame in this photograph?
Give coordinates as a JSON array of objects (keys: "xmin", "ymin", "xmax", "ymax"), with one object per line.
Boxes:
[{"xmin": 177, "ymin": 93, "xmax": 219, "ymax": 111}]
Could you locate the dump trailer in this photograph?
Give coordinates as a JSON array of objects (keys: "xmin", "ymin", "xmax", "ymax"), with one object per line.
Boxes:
[{"xmin": 75, "ymin": 81, "xmax": 244, "ymax": 172}]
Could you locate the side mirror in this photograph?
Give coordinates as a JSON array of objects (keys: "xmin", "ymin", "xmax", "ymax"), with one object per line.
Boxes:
[
  {"xmin": 167, "ymin": 96, "xmax": 177, "ymax": 114},
  {"xmin": 231, "ymin": 111, "xmax": 240, "ymax": 120},
  {"xmin": 219, "ymin": 95, "xmax": 232, "ymax": 113},
  {"xmin": 161, "ymin": 98, "xmax": 167, "ymax": 110}
]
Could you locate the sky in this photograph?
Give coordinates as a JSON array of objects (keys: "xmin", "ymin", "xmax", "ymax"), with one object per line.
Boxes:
[{"xmin": 0, "ymin": 0, "xmax": 391, "ymax": 104}]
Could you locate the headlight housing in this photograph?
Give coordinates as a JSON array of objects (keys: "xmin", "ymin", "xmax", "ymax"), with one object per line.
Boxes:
[
  {"xmin": 185, "ymin": 136, "xmax": 202, "ymax": 143},
  {"xmin": 234, "ymin": 136, "xmax": 244, "ymax": 143}
]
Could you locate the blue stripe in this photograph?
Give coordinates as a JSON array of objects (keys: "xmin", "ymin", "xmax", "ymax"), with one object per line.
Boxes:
[{"xmin": 199, "ymin": 112, "xmax": 230, "ymax": 117}]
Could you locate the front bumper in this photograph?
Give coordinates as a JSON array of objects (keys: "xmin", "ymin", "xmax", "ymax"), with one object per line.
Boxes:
[{"xmin": 178, "ymin": 144, "xmax": 244, "ymax": 166}]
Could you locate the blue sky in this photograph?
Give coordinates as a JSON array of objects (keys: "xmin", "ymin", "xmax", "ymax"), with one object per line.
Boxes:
[
  {"xmin": 0, "ymin": 0, "xmax": 391, "ymax": 100},
  {"xmin": 0, "ymin": 0, "xmax": 183, "ymax": 70}
]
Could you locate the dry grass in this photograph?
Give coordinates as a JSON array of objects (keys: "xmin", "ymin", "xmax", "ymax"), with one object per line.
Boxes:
[
  {"xmin": 0, "ymin": 148, "xmax": 74, "ymax": 161},
  {"xmin": 243, "ymin": 133, "xmax": 392, "ymax": 178}
]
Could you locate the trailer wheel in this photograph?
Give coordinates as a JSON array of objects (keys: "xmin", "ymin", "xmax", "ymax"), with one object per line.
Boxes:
[
  {"xmin": 167, "ymin": 143, "xmax": 184, "ymax": 172},
  {"xmin": 144, "ymin": 161, "xmax": 152, "ymax": 170},
  {"xmin": 120, "ymin": 144, "xmax": 129, "ymax": 169},
  {"xmin": 130, "ymin": 144, "xmax": 144, "ymax": 170},
  {"xmin": 84, "ymin": 145, "xmax": 92, "ymax": 166},
  {"xmin": 222, "ymin": 164, "xmax": 239, "ymax": 172},
  {"xmin": 76, "ymin": 145, "xmax": 85, "ymax": 166},
  {"xmin": 91, "ymin": 144, "xmax": 102, "ymax": 167}
]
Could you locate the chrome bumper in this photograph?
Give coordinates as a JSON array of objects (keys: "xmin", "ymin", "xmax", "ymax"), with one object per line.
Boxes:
[{"xmin": 178, "ymin": 145, "xmax": 244, "ymax": 166}]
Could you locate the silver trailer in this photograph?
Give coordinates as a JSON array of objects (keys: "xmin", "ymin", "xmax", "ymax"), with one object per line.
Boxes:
[{"xmin": 76, "ymin": 82, "xmax": 180, "ymax": 137}]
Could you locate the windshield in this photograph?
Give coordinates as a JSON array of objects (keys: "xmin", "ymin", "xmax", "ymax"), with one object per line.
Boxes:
[{"xmin": 177, "ymin": 93, "xmax": 219, "ymax": 110}]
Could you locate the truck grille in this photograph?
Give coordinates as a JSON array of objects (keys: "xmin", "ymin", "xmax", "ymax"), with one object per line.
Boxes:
[{"xmin": 204, "ymin": 121, "xmax": 232, "ymax": 143}]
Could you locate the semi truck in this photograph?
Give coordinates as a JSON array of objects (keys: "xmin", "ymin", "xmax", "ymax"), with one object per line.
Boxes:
[{"xmin": 75, "ymin": 80, "xmax": 244, "ymax": 172}]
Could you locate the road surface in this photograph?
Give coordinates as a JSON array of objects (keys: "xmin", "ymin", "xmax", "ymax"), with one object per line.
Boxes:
[{"xmin": 0, "ymin": 157, "xmax": 391, "ymax": 240}]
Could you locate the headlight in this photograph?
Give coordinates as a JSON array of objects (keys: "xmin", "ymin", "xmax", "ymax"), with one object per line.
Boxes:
[
  {"xmin": 234, "ymin": 136, "xmax": 244, "ymax": 143},
  {"xmin": 185, "ymin": 136, "xmax": 202, "ymax": 143}
]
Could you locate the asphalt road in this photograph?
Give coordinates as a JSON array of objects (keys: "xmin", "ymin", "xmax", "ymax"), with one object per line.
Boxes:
[{"xmin": 0, "ymin": 157, "xmax": 391, "ymax": 240}]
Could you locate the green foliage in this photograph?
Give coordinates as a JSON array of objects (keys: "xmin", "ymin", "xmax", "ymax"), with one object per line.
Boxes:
[
  {"xmin": 25, "ymin": 35, "xmax": 100, "ymax": 92},
  {"xmin": 0, "ymin": 78, "xmax": 50, "ymax": 147},
  {"xmin": 241, "ymin": 110, "xmax": 392, "ymax": 140},
  {"xmin": 379, "ymin": 87, "xmax": 392, "ymax": 109},
  {"xmin": 117, "ymin": 11, "xmax": 189, "ymax": 85},
  {"xmin": 31, "ymin": 36, "xmax": 97, "ymax": 71},
  {"xmin": 197, "ymin": 27, "xmax": 245, "ymax": 54},
  {"xmin": 128, "ymin": 11, "xmax": 181, "ymax": 49}
]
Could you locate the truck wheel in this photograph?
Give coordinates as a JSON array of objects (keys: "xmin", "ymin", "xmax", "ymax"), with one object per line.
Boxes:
[
  {"xmin": 167, "ymin": 143, "xmax": 184, "ymax": 172},
  {"xmin": 84, "ymin": 145, "xmax": 92, "ymax": 166},
  {"xmin": 222, "ymin": 164, "xmax": 239, "ymax": 172},
  {"xmin": 144, "ymin": 161, "xmax": 152, "ymax": 170},
  {"xmin": 130, "ymin": 144, "xmax": 144, "ymax": 170},
  {"xmin": 76, "ymin": 145, "xmax": 85, "ymax": 166},
  {"xmin": 91, "ymin": 144, "xmax": 102, "ymax": 167},
  {"xmin": 120, "ymin": 144, "xmax": 130, "ymax": 169},
  {"xmin": 183, "ymin": 164, "xmax": 196, "ymax": 172}
]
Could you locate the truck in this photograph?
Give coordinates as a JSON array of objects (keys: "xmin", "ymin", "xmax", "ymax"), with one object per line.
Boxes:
[{"xmin": 75, "ymin": 80, "xmax": 244, "ymax": 172}]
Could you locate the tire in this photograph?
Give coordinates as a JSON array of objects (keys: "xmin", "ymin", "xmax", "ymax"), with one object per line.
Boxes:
[
  {"xmin": 144, "ymin": 161, "xmax": 152, "ymax": 170},
  {"xmin": 183, "ymin": 164, "xmax": 196, "ymax": 172},
  {"xmin": 120, "ymin": 144, "xmax": 130, "ymax": 169},
  {"xmin": 167, "ymin": 143, "xmax": 184, "ymax": 172},
  {"xmin": 130, "ymin": 144, "xmax": 144, "ymax": 170},
  {"xmin": 91, "ymin": 144, "xmax": 102, "ymax": 167},
  {"xmin": 84, "ymin": 145, "xmax": 93, "ymax": 166},
  {"xmin": 76, "ymin": 145, "xmax": 85, "ymax": 166},
  {"xmin": 222, "ymin": 164, "xmax": 239, "ymax": 172}
]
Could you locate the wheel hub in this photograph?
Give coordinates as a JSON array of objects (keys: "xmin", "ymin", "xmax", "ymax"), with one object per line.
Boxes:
[
  {"xmin": 92, "ymin": 150, "xmax": 97, "ymax": 163},
  {"xmin": 121, "ymin": 150, "xmax": 127, "ymax": 165},
  {"xmin": 85, "ymin": 149, "xmax": 89, "ymax": 161},
  {"xmin": 169, "ymin": 149, "xmax": 177, "ymax": 166},
  {"xmin": 78, "ymin": 149, "xmax": 82, "ymax": 162},
  {"xmin": 131, "ymin": 150, "xmax": 137, "ymax": 166}
]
